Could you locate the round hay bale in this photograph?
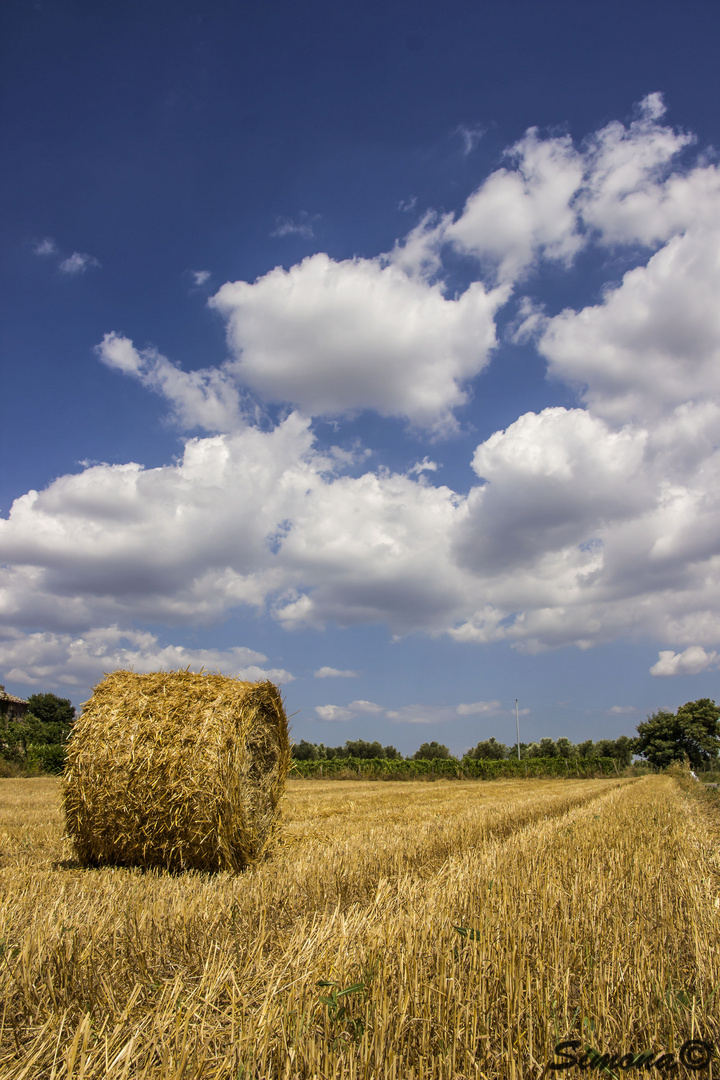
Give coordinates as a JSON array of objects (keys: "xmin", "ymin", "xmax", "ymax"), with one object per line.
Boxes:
[{"xmin": 62, "ymin": 670, "xmax": 290, "ymax": 872}]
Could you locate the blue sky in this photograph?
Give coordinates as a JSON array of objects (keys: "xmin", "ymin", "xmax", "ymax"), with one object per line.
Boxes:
[{"xmin": 3, "ymin": 0, "xmax": 720, "ymax": 754}]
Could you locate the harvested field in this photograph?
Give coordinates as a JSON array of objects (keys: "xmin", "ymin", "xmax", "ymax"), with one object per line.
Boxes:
[{"xmin": 0, "ymin": 775, "xmax": 718, "ymax": 1078}]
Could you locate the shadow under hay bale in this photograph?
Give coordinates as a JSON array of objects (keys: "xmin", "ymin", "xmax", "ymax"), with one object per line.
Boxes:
[{"xmin": 62, "ymin": 670, "xmax": 290, "ymax": 873}]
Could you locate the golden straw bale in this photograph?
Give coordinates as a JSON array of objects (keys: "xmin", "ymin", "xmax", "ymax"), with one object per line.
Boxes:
[{"xmin": 62, "ymin": 670, "xmax": 290, "ymax": 872}]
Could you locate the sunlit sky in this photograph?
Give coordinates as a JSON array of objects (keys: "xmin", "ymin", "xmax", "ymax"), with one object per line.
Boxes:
[{"xmin": 3, "ymin": 0, "xmax": 720, "ymax": 754}]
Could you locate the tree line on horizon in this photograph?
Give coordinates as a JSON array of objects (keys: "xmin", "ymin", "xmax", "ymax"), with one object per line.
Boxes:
[
  {"xmin": 0, "ymin": 692, "xmax": 718, "ymax": 774},
  {"xmin": 292, "ymin": 735, "xmax": 636, "ymax": 765},
  {"xmin": 293, "ymin": 698, "xmax": 720, "ymax": 771}
]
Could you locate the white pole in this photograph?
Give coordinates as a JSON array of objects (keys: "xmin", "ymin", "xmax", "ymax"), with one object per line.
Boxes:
[{"xmin": 516, "ymin": 698, "xmax": 520, "ymax": 760}]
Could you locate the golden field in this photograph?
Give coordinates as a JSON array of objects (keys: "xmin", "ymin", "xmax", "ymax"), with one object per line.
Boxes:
[{"xmin": 0, "ymin": 774, "xmax": 718, "ymax": 1078}]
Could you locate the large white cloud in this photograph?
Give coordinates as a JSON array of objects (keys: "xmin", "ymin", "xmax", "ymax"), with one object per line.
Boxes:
[
  {"xmin": 0, "ymin": 626, "xmax": 292, "ymax": 690},
  {"xmin": 537, "ymin": 227, "xmax": 720, "ymax": 424},
  {"xmin": 211, "ymin": 253, "xmax": 508, "ymax": 432},
  {"xmin": 7, "ymin": 95, "xmax": 720, "ymax": 674},
  {"xmin": 445, "ymin": 93, "xmax": 720, "ymax": 283},
  {"xmin": 3, "ymin": 404, "xmax": 720, "ymax": 660},
  {"xmin": 446, "ymin": 129, "xmax": 584, "ymax": 282},
  {"xmin": 650, "ymin": 646, "xmax": 719, "ymax": 677}
]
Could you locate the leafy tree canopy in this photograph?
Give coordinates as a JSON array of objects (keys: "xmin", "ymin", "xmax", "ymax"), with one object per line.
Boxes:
[
  {"xmin": 292, "ymin": 739, "xmax": 403, "ymax": 760},
  {"xmin": 25, "ymin": 693, "xmax": 75, "ymax": 728},
  {"xmin": 635, "ymin": 698, "xmax": 720, "ymax": 769},
  {"xmin": 292, "ymin": 739, "xmax": 320, "ymax": 761},
  {"xmin": 555, "ymin": 737, "xmax": 576, "ymax": 760},
  {"xmin": 413, "ymin": 741, "xmax": 453, "ymax": 760},
  {"xmin": 344, "ymin": 739, "xmax": 385, "ymax": 759},
  {"xmin": 467, "ymin": 737, "xmax": 507, "ymax": 760}
]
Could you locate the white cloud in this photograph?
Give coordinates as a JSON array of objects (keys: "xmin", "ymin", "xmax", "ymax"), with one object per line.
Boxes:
[
  {"xmin": 5, "ymin": 393, "xmax": 720, "ymax": 657},
  {"xmin": 607, "ymin": 705, "xmax": 637, "ymax": 715},
  {"xmin": 407, "ymin": 458, "xmax": 439, "ymax": 476},
  {"xmin": 538, "ymin": 227, "xmax": 720, "ymax": 424},
  {"xmin": 454, "ymin": 123, "xmax": 485, "ymax": 157},
  {"xmin": 59, "ymin": 252, "xmax": 100, "ymax": 275},
  {"xmin": 457, "ymin": 407, "xmax": 650, "ymax": 573},
  {"xmin": 0, "ymin": 626, "xmax": 293, "ymax": 690},
  {"xmin": 193, "ymin": 270, "xmax": 211, "ymax": 286},
  {"xmin": 446, "ymin": 128, "xmax": 584, "ymax": 283},
  {"xmin": 97, "ymin": 332, "xmax": 245, "ymax": 433},
  {"xmin": 386, "ymin": 705, "xmax": 459, "ymax": 725},
  {"xmin": 8, "ymin": 96, "xmax": 720, "ymax": 663},
  {"xmin": 271, "ymin": 212, "xmax": 319, "ymax": 239},
  {"xmin": 456, "ymin": 700, "xmax": 503, "ymax": 715},
  {"xmin": 577, "ymin": 94, "xmax": 715, "ymax": 247},
  {"xmin": 33, "ymin": 237, "xmax": 56, "ymax": 256},
  {"xmin": 312, "ymin": 699, "xmax": 382, "ymax": 722},
  {"xmin": 211, "ymin": 252, "xmax": 507, "ymax": 432},
  {"xmin": 314, "ymin": 666, "xmax": 359, "ymax": 678},
  {"xmin": 314, "ymin": 704, "xmax": 353, "ymax": 722},
  {"xmin": 650, "ymin": 646, "xmax": 719, "ymax": 677},
  {"xmin": 445, "ymin": 93, "xmax": 719, "ymax": 286}
]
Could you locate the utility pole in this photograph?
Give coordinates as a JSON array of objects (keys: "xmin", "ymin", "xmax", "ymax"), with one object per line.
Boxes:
[{"xmin": 516, "ymin": 699, "xmax": 521, "ymax": 760}]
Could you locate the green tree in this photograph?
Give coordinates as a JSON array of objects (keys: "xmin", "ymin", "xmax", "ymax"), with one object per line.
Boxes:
[
  {"xmin": 292, "ymin": 739, "xmax": 319, "ymax": 760},
  {"xmin": 25, "ymin": 693, "xmax": 75, "ymax": 729},
  {"xmin": 413, "ymin": 741, "xmax": 452, "ymax": 760},
  {"xmin": 467, "ymin": 737, "xmax": 507, "ymax": 760},
  {"xmin": 508, "ymin": 742, "xmax": 529, "ymax": 759},
  {"xmin": 344, "ymin": 739, "xmax": 385, "ymax": 759},
  {"xmin": 635, "ymin": 699, "xmax": 720, "ymax": 769},
  {"xmin": 556, "ymin": 737, "xmax": 577, "ymax": 760},
  {"xmin": 612, "ymin": 735, "xmax": 635, "ymax": 767},
  {"xmin": 0, "ymin": 691, "xmax": 76, "ymax": 775},
  {"xmin": 538, "ymin": 737, "xmax": 559, "ymax": 758}
]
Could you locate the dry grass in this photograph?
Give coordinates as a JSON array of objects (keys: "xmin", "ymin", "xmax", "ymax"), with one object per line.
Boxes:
[{"xmin": 0, "ymin": 774, "xmax": 718, "ymax": 1078}]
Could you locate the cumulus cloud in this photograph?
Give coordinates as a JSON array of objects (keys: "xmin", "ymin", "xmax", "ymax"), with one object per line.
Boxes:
[
  {"xmin": 314, "ymin": 704, "xmax": 353, "ymax": 722},
  {"xmin": 211, "ymin": 253, "xmax": 507, "ymax": 432},
  {"xmin": 444, "ymin": 93, "xmax": 719, "ymax": 285},
  {"xmin": 60, "ymin": 252, "xmax": 100, "ymax": 275},
  {"xmin": 538, "ymin": 227, "xmax": 720, "ymax": 424},
  {"xmin": 7, "ymin": 96, "xmax": 720, "ymax": 663},
  {"xmin": 193, "ymin": 270, "xmax": 211, "ymax": 286},
  {"xmin": 576, "ymin": 93, "xmax": 710, "ymax": 246},
  {"xmin": 313, "ymin": 699, "xmax": 383, "ymax": 722},
  {"xmin": 314, "ymin": 666, "xmax": 359, "ymax": 678},
  {"xmin": 455, "ymin": 407, "xmax": 650, "ymax": 576},
  {"xmin": 5, "ymin": 394, "xmax": 720, "ymax": 656},
  {"xmin": 0, "ymin": 626, "xmax": 293, "ymax": 690},
  {"xmin": 649, "ymin": 646, "xmax": 719, "ymax": 677},
  {"xmin": 446, "ymin": 129, "xmax": 584, "ymax": 283},
  {"xmin": 97, "ymin": 332, "xmax": 245, "ymax": 432}
]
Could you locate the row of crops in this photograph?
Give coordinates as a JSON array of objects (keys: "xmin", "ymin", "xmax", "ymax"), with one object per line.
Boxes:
[{"xmin": 289, "ymin": 755, "xmax": 619, "ymax": 779}]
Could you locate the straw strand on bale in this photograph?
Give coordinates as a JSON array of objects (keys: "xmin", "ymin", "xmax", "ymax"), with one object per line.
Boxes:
[{"xmin": 62, "ymin": 670, "xmax": 290, "ymax": 872}]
